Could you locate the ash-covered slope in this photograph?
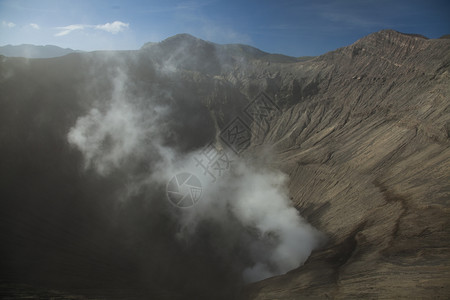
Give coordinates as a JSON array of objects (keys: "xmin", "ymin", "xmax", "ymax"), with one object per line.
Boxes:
[
  {"xmin": 0, "ymin": 30, "xmax": 449, "ymax": 299},
  {"xmin": 241, "ymin": 29, "xmax": 450, "ymax": 299}
]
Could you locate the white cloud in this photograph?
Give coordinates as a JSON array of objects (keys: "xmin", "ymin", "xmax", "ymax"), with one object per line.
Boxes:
[
  {"xmin": 95, "ymin": 21, "xmax": 129, "ymax": 34},
  {"xmin": 55, "ymin": 21, "xmax": 129, "ymax": 37},
  {"xmin": 55, "ymin": 24, "xmax": 86, "ymax": 36},
  {"xmin": 30, "ymin": 23, "xmax": 40, "ymax": 30},
  {"xmin": 2, "ymin": 21, "xmax": 16, "ymax": 28}
]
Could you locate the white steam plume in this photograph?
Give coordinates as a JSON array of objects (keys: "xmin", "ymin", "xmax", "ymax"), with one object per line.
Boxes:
[
  {"xmin": 67, "ymin": 61, "xmax": 323, "ymax": 283},
  {"xmin": 171, "ymin": 157, "xmax": 323, "ymax": 282},
  {"xmin": 67, "ymin": 70, "xmax": 168, "ymax": 176}
]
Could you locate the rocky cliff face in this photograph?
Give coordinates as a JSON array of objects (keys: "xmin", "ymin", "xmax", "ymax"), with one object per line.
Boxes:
[
  {"xmin": 240, "ymin": 29, "xmax": 450, "ymax": 299},
  {"xmin": 0, "ymin": 30, "xmax": 448, "ymax": 299}
]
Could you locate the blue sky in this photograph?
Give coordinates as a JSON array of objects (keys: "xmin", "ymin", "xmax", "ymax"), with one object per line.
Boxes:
[{"xmin": 0, "ymin": 0, "xmax": 449, "ymax": 56}]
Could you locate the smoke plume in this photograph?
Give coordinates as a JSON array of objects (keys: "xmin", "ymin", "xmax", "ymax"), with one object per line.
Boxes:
[{"xmin": 64, "ymin": 42, "xmax": 324, "ymax": 297}]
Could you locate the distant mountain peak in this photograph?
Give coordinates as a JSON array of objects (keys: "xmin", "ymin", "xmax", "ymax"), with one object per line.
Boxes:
[
  {"xmin": 159, "ymin": 33, "xmax": 213, "ymax": 49},
  {"xmin": 377, "ymin": 29, "xmax": 429, "ymax": 39},
  {"xmin": 347, "ymin": 29, "xmax": 434, "ymax": 54},
  {"xmin": 165, "ymin": 33, "xmax": 201, "ymax": 42},
  {"xmin": 140, "ymin": 33, "xmax": 210, "ymax": 51},
  {"xmin": 140, "ymin": 33, "xmax": 299, "ymax": 64}
]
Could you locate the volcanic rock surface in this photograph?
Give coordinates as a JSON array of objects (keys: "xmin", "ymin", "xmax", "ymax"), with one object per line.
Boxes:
[
  {"xmin": 241, "ymin": 29, "xmax": 450, "ymax": 299},
  {"xmin": 0, "ymin": 29, "xmax": 449, "ymax": 299}
]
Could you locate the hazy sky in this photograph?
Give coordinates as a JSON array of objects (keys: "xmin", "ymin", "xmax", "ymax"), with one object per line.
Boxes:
[{"xmin": 0, "ymin": 0, "xmax": 449, "ymax": 56}]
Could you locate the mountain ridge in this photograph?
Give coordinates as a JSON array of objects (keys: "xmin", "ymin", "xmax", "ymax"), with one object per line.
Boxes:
[
  {"xmin": 0, "ymin": 44, "xmax": 80, "ymax": 58},
  {"xmin": 2, "ymin": 29, "xmax": 447, "ymax": 60}
]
